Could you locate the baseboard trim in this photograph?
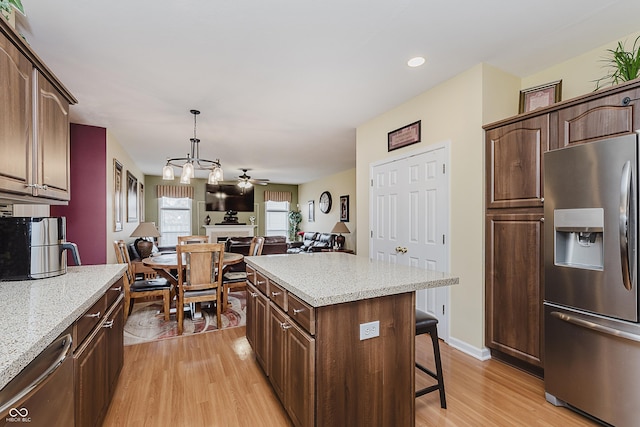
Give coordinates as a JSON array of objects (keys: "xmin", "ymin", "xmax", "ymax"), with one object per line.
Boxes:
[{"xmin": 447, "ymin": 337, "xmax": 491, "ymax": 361}]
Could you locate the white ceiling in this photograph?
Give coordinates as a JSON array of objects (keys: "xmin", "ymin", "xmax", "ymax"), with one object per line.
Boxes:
[{"xmin": 14, "ymin": 0, "xmax": 640, "ymax": 184}]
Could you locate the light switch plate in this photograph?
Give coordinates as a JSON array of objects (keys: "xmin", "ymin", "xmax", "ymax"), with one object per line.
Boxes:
[{"xmin": 359, "ymin": 320, "xmax": 380, "ymax": 340}]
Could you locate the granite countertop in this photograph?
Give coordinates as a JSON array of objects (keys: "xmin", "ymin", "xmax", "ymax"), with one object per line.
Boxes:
[
  {"xmin": 245, "ymin": 252, "xmax": 459, "ymax": 307},
  {"xmin": 0, "ymin": 264, "xmax": 126, "ymax": 390}
]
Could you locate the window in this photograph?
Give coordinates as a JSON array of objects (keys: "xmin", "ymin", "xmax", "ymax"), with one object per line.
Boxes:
[
  {"xmin": 265, "ymin": 200, "xmax": 289, "ymax": 237},
  {"xmin": 157, "ymin": 197, "xmax": 192, "ymax": 247}
]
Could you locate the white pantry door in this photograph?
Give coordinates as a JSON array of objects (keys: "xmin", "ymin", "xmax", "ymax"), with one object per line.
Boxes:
[{"xmin": 370, "ymin": 145, "xmax": 450, "ymax": 340}]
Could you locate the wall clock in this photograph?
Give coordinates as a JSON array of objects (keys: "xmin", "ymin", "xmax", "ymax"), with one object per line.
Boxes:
[{"xmin": 319, "ymin": 191, "xmax": 332, "ymax": 213}]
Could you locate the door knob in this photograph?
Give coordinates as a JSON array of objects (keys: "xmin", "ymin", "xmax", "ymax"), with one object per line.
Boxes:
[{"xmin": 395, "ymin": 246, "xmax": 403, "ymax": 253}]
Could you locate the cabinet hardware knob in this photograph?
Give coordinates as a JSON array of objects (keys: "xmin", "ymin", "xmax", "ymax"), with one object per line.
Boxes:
[
  {"xmin": 541, "ymin": 218, "xmax": 545, "ymax": 223},
  {"xmin": 103, "ymin": 320, "xmax": 114, "ymax": 328},
  {"xmin": 271, "ymin": 291, "xmax": 281, "ymax": 297},
  {"xmin": 250, "ymin": 292, "xmax": 258, "ymax": 297},
  {"xmin": 85, "ymin": 311, "xmax": 101, "ymax": 318},
  {"xmin": 541, "ymin": 197, "xmax": 544, "ymax": 203},
  {"xmin": 293, "ymin": 308, "xmax": 304, "ymax": 314},
  {"xmin": 111, "ymin": 286, "xmax": 122, "ymax": 292},
  {"xmin": 280, "ymin": 323, "xmax": 292, "ymax": 330}
]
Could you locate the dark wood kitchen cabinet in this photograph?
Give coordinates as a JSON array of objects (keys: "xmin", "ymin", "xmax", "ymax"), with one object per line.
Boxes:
[
  {"xmin": 485, "ymin": 114, "xmax": 549, "ymax": 209},
  {"xmin": 74, "ymin": 280, "xmax": 124, "ymax": 427},
  {"xmin": 554, "ymin": 85, "xmax": 640, "ymax": 148},
  {"xmin": 485, "ymin": 212, "xmax": 544, "ymax": 368},
  {"xmin": 484, "ymin": 78, "xmax": 640, "ymax": 375},
  {"xmin": 484, "ymin": 114, "xmax": 548, "ymax": 373},
  {"xmin": 0, "ymin": 17, "xmax": 76, "ymax": 202}
]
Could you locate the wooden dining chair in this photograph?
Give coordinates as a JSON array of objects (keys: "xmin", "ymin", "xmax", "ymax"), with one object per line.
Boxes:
[
  {"xmin": 177, "ymin": 235, "xmax": 209, "ymax": 245},
  {"xmin": 176, "ymin": 242, "xmax": 225, "ymax": 334},
  {"xmin": 113, "ymin": 240, "xmax": 173, "ymax": 321},
  {"xmin": 222, "ymin": 236, "xmax": 264, "ymax": 307}
]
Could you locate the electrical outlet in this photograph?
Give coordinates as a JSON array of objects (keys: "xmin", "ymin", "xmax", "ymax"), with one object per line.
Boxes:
[{"xmin": 359, "ymin": 320, "xmax": 380, "ymax": 340}]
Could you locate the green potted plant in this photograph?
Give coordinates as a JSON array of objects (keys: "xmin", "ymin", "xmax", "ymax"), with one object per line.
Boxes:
[
  {"xmin": 0, "ymin": 0, "xmax": 24, "ymax": 28},
  {"xmin": 595, "ymin": 36, "xmax": 640, "ymax": 90},
  {"xmin": 288, "ymin": 211, "xmax": 302, "ymax": 241}
]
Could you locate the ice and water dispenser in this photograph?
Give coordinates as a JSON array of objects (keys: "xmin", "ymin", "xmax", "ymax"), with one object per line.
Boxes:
[{"xmin": 553, "ymin": 208, "xmax": 604, "ymax": 271}]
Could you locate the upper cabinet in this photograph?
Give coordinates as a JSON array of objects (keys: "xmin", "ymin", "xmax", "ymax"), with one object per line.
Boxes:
[
  {"xmin": 0, "ymin": 19, "xmax": 77, "ymax": 203},
  {"xmin": 554, "ymin": 86, "xmax": 640, "ymax": 149},
  {"xmin": 485, "ymin": 115, "xmax": 549, "ymax": 209}
]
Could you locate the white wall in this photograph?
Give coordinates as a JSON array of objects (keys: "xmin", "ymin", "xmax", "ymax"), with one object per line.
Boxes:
[{"xmin": 298, "ymin": 168, "xmax": 356, "ymax": 252}]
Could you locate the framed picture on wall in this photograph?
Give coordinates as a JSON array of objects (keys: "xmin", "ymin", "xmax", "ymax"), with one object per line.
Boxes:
[
  {"xmin": 518, "ymin": 80, "xmax": 562, "ymax": 113},
  {"xmin": 127, "ymin": 171, "xmax": 138, "ymax": 222},
  {"xmin": 113, "ymin": 159, "xmax": 123, "ymax": 231},
  {"xmin": 308, "ymin": 200, "xmax": 315, "ymax": 222},
  {"xmin": 340, "ymin": 195, "xmax": 349, "ymax": 222},
  {"xmin": 139, "ymin": 183, "xmax": 145, "ymax": 221}
]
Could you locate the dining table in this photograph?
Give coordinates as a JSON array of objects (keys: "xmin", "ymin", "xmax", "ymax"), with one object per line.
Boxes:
[
  {"xmin": 143, "ymin": 251, "xmax": 244, "ymax": 287},
  {"xmin": 143, "ymin": 251, "xmax": 244, "ymax": 318}
]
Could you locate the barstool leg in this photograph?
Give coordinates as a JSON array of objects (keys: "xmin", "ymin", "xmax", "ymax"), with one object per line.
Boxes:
[{"xmin": 429, "ymin": 328, "xmax": 447, "ymax": 409}]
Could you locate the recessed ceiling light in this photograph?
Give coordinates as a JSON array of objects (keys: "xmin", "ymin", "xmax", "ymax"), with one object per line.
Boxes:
[{"xmin": 407, "ymin": 56, "xmax": 426, "ymax": 67}]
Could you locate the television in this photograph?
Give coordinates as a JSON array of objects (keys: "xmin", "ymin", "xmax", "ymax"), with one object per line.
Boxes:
[{"xmin": 205, "ymin": 183, "xmax": 254, "ymax": 212}]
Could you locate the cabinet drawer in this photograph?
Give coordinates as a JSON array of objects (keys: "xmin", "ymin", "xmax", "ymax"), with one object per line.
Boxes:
[
  {"xmin": 75, "ymin": 294, "xmax": 107, "ymax": 349},
  {"xmin": 246, "ymin": 265, "xmax": 256, "ymax": 285},
  {"xmin": 255, "ymin": 271, "xmax": 269, "ymax": 296},
  {"xmin": 288, "ymin": 293, "xmax": 315, "ymax": 336},
  {"xmin": 269, "ymin": 281, "xmax": 287, "ymax": 312},
  {"xmin": 105, "ymin": 277, "xmax": 124, "ymax": 308}
]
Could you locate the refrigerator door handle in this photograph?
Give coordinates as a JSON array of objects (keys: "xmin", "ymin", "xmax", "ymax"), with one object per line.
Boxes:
[
  {"xmin": 620, "ymin": 160, "xmax": 633, "ymax": 291},
  {"xmin": 551, "ymin": 311, "xmax": 640, "ymax": 343}
]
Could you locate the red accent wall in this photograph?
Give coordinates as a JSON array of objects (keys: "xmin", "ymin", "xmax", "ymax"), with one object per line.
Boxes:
[{"xmin": 51, "ymin": 124, "xmax": 107, "ymax": 265}]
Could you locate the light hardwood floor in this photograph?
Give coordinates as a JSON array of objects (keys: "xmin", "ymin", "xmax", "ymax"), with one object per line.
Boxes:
[{"xmin": 103, "ymin": 327, "xmax": 597, "ymax": 426}]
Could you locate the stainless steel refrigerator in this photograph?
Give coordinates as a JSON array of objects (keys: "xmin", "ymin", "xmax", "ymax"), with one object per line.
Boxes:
[{"xmin": 544, "ymin": 133, "xmax": 640, "ymax": 426}]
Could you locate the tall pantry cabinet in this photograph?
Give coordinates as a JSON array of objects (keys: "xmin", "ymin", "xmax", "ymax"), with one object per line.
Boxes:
[
  {"xmin": 485, "ymin": 115, "xmax": 548, "ymax": 372},
  {"xmin": 484, "ymin": 78, "xmax": 640, "ymax": 375}
]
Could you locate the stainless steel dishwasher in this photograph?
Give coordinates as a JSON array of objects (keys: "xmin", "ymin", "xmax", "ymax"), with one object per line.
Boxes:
[{"xmin": 0, "ymin": 331, "xmax": 74, "ymax": 426}]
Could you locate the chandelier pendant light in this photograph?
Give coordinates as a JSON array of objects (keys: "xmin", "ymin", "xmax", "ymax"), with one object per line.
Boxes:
[{"xmin": 162, "ymin": 109, "xmax": 224, "ymax": 185}]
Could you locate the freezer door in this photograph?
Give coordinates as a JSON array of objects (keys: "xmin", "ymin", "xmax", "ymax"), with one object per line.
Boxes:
[
  {"xmin": 545, "ymin": 303, "xmax": 640, "ymax": 427},
  {"xmin": 544, "ymin": 134, "xmax": 638, "ymax": 322}
]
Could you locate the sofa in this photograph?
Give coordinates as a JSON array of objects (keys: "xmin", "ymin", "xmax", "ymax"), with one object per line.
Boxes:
[
  {"xmin": 287, "ymin": 232, "xmax": 335, "ymax": 253},
  {"xmin": 225, "ymin": 236, "xmax": 288, "ymax": 272}
]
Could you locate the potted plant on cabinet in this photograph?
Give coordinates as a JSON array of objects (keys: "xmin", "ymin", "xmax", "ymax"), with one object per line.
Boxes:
[
  {"xmin": 0, "ymin": 0, "xmax": 24, "ymax": 29},
  {"xmin": 595, "ymin": 35, "xmax": 640, "ymax": 90}
]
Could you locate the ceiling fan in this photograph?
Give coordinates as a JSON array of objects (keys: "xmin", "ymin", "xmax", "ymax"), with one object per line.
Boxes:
[{"xmin": 237, "ymin": 168, "xmax": 269, "ymax": 188}]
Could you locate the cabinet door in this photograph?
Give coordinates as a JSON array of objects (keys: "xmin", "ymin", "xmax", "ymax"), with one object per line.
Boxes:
[
  {"xmin": 268, "ymin": 302, "xmax": 287, "ymax": 404},
  {"xmin": 486, "ymin": 115, "xmax": 549, "ymax": 209},
  {"xmin": 285, "ymin": 321, "xmax": 315, "ymax": 427},
  {"xmin": 36, "ymin": 72, "xmax": 70, "ymax": 200},
  {"xmin": 75, "ymin": 327, "xmax": 108, "ymax": 427},
  {"xmin": 485, "ymin": 212, "xmax": 544, "ymax": 367},
  {"xmin": 555, "ymin": 87, "xmax": 640, "ymax": 148},
  {"xmin": 106, "ymin": 299, "xmax": 124, "ymax": 400},
  {"xmin": 255, "ymin": 290, "xmax": 269, "ymax": 372},
  {"xmin": 0, "ymin": 35, "xmax": 32, "ymax": 196}
]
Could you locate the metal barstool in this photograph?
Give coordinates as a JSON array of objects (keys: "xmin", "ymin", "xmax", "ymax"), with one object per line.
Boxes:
[{"xmin": 415, "ymin": 309, "xmax": 447, "ymax": 408}]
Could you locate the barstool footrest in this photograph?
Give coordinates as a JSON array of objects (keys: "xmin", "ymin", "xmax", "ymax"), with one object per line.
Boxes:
[
  {"xmin": 416, "ymin": 362, "xmax": 438, "ymax": 381},
  {"xmin": 416, "ymin": 384, "xmax": 440, "ymax": 397}
]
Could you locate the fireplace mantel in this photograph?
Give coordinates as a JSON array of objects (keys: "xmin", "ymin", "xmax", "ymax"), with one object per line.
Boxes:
[{"xmin": 203, "ymin": 224, "xmax": 255, "ymax": 242}]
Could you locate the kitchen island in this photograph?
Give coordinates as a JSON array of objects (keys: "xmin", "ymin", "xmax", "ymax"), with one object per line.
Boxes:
[
  {"xmin": 0, "ymin": 264, "xmax": 126, "ymax": 389},
  {"xmin": 244, "ymin": 252, "xmax": 458, "ymax": 427}
]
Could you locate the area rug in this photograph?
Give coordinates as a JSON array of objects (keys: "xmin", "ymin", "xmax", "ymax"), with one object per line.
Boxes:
[{"xmin": 123, "ymin": 290, "xmax": 246, "ymax": 345}]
